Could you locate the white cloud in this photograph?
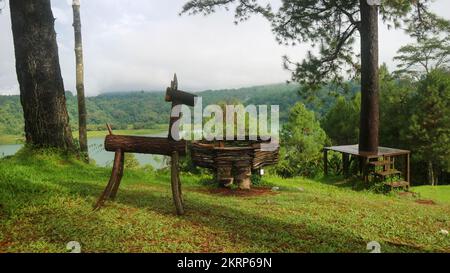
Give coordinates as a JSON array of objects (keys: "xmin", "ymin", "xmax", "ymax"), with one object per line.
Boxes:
[
  {"xmin": 0, "ymin": 0, "xmax": 449, "ymax": 96},
  {"xmin": 0, "ymin": 84, "xmax": 19, "ymax": 96}
]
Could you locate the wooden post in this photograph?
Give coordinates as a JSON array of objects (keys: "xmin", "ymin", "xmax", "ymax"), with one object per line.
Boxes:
[
  {"xmin": 94, "ymin": 150, "xmax": 124, "ymax": 209},
  {"xmin": 358, "ymin": 157, "xmax": 363, "ymax": 177},
  {"xmin": 343, "ymin": 153, "xmax": 350, "ymax": 178},
  {"xmin": 110, "ymin": 151, "xmax": 125, "ymax": 199},
  {"xmin": 323, "ymin": 149, "xmax": 328, "ymax": 176},
  {"xmin": 363, "ymin": 157, "xmax": 369, "ymax": 183},
  {"xmin": 171, "ymin": 151, "xmax": 184, "ymax": 215},
  {"xmin": 405, "ymin": 153, "xmax": 411, "ymax": 189},
  {"xmin": 169, "ymin": 100, "xmax": 181, "ymax": 141}
]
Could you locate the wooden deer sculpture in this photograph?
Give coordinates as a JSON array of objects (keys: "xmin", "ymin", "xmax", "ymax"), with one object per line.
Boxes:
[{"xmin": 94, "ymin": 74, "xmax": 196, "ymax": 215}]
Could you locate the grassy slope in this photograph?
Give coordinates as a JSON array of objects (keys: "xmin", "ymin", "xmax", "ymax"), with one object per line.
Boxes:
[{"xmin": 0, "ymin": 150, "xmax": 449, "ymax": 253}]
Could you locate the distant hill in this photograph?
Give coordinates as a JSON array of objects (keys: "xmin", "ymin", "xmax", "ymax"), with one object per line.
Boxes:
[{"xmin": 0, "ymin": 83, "xmax": 358, "ymax": 136}]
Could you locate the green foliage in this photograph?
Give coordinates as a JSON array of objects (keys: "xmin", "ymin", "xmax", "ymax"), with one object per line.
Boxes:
[
  {"xmin": 321, "ymin": 94, "xmax": 360, "ymax": 145},
  {"xmin": 124, "ymin": 153, "xmax": 140, "ymax": 170},
  {"xmin": 407, "ymin": 69, "xmax": 450, "ymax": 183},
  {"xmin": 276, "ymin": 103, "xmax": 328, "ymax": 178},
  {"xmin": 379, "ymin": 64, "xmax": 414, "ymax": 148},
  {"xmin": 378, "ymin": 67, "xmax": 450, "ymax": 185},
  {"xmin": 380, "ymin": 67, "xmax": 450, "ymax": 185},
  {"xmin": 0, "ymin": 95, "xmax": 25, "ymax": 135},
  {"xmin": 250, "ymin": 172, "xmax": 262, "ymax": 186}
]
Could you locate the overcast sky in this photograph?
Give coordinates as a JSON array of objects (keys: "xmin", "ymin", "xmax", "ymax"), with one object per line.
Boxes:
[{"xmin": 0, "ymin": 0, "xmax": 449, "ymax": 96}]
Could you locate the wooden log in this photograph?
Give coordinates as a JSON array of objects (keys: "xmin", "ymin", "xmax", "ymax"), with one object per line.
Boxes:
[{"xmin": 104, "ymin": 135, "xmax": 186, "ymax": 156}]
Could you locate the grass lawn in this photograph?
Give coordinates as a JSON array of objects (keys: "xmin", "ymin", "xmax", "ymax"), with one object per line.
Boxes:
[
  {"xmin": 0, "ymin": 149, "xmax": 449, "ymax": 253},
  {"xmin": 412, "ymin": 186, "xmax": 450, "ymax": 205}
]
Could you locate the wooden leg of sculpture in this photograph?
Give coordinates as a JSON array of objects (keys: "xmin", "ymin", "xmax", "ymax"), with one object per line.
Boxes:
[
  {"xmin": 171, "ymin": 151, "xmax": 185, "ymax": 215},
  {"xmin": 94, "ymin": 150, "xmax": 123, "ymax": 210},
  {"xmin": 177, "ymin": 162, "xmax": 184, "ymax": 205},
  {"xmin": 110, "ymin": 151, "xmax": 125, "ymax": 200}
]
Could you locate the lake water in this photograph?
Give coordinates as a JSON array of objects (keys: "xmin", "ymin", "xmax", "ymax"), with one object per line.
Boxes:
[{"xmin": 0, "ymin": 134, "xmax": 169, "ymax": 169}]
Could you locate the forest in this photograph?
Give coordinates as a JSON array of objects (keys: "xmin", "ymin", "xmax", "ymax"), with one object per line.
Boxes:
[
  {"xmin": 0, "ymin": 83, "xmax": 354, "ymax": 135},
  {"xmin": 0, "ymin": 84, "xmax": 299, "ymax": 134}
]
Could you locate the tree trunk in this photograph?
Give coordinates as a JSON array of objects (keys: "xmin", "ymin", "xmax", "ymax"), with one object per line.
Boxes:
[
  {"xmin": 428, "ymin": 161, "xmax": 435, "ymax": 186},
  {"xmin": 359, "ymin": 0, "xmax": 380, "ymax": 154},
  {"xmin": 72, "ymin": 0, "xmax": 88, "ymax": 161},
  {"xmin": 9, "ymin": 0, "xmax": 74, "ymax": 151}
]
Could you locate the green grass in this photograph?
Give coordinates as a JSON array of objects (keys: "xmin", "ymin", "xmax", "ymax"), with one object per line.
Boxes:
[
  {"xmin": 0, "ymin": 126, "xmax": 167, "ymax": 145},
  {"xmin": 0, "ymin": 149, "xmax": 449, "ymax": 253},
  {"xmin": 0, "ymin": 134, "xmax": 24, "ymax": 145},
  {"xmin": 412, "ymin": 186, "xmax": 450, "ymax": 205}
]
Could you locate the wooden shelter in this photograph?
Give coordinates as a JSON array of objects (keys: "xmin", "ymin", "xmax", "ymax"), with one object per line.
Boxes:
[{"xmin": 323, "ymin": 145, "xmax": 410, "ymax": 189}]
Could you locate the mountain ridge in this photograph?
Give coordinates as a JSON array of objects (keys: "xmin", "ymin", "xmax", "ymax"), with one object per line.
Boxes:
[{"xmin": 0, "ymin": 83, "xmax": 358, "ymax": 136}]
